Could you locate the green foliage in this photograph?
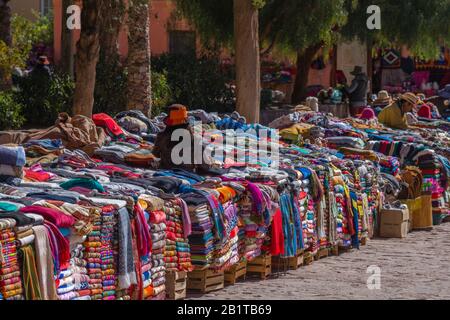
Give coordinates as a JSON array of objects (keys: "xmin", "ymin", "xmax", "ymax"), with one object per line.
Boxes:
[
  {"xmin": 0, "ymin": 91, "xmax": 25, "ymax": 130},
  {"xmin": 260, "ymin": 0, "xmax": 348, "ymax": 54},
  {"xmin": 175, "ymin": 0, "xmax": 234, "ymax": 48},
  {"xmin": 94, "ymin": 56, "xmax": 128, "ymax": 116},
  {"xmin": 151, "ymin": 71, "xmax": 172, "ymax": 117},
  {"xmin": 14, "ymin": 71, "xmax": 74, "ymax": 126},
  {"xmin": 151, "ymin": 53, "xmax": 235, "ymax": 113},
  {"xmin": 0, "ymin": 13, "xmax": 53, "ymax": 83},
  {"xmin": 342, "ymin": 0, "xmax": 450, "ymax": 59}
]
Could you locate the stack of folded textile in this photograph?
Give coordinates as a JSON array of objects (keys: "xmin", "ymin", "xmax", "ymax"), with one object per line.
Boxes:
[
  {"xmin": 164, "ymin": 200, "xmax": 193, "ymax": 272},
  {"xmin": 0, "ymin": 218, "xmax": 24, "ymax": 300},
  {"xmin": 70, "ymin": 244, "xmax": 91, "ymax": 300},
  {"xmin": 238, "ymin": 193, "xmax": 262, "ymax": 261},
  {"xmin": 136, "ymin": 195, "xmax": 160, "ymax": 300},
  {"xmin": 84, "ymin": 211, "xmax": 103, "ymax": 300},
  {"xmin": 331, "ymin": 176, "xmax": 352, "ymax": 247},
  {"xmin": 183, "ymin": 194, "xmax": 215, "ymax": 268},
  {"xmin": 149, "ymin": 208, "xmax": 166, "ymax": 300},
  {"xmin": 100, "ymin": 206, "xmax": 116, "ymax": 300},
  {"xmin": 0, "ymin": 145, "xmax": 26, "ymax": 186},
  {"xmin": 212, "ymin": 200, "xmax": 239, "ymax": 271},
  {"xmin": 57, "ymin": 268, "xmax": 75, "ymax": 300},
  {"xmin": 379, "ymin": 156, "xmax": 400, "ymax": 177}
]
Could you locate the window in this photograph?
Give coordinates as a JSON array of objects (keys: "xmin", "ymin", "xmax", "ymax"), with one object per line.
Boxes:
[
  {"xmin": 169, "ymin": 31, "xmax": 196, "ymax": 56},
  {"xmin": 40, "ymin": 0, "xmax": 52, "ymax": 16}
]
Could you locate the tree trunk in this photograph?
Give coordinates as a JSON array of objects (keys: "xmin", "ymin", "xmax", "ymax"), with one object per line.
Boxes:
[
  {"xmin": 291, "ymin": 43, "xmax": 323, "ymax": 104},
  {"xmin": 61, "ymin": 0, "xmax": 74, "ymax": 77},
  {"xmin": 127, "ymin": 0, "xmax": 152, "ymax": 116},
  {"xmin": 0, "ymin": 0, "xmax": 11, "ymax": 46},
  {"xmin": 73, "ymin": 0, "xmax": 103, "ymax": 117},
  {"xmin": 99, "ymin": 0, "xmax": 125, "ymax": 64},
  {"xmin": 234, "ymin": 0, "xmax": 261, "ymax": 123}
]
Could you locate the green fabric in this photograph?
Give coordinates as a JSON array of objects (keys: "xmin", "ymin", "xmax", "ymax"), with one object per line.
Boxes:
[
  {"xmin": 0, "ymin": 202, "xmax": 19, "ymax": 212},
  {"xmin": 60, "ymin": 178, "xmax": 105, "ymax": 192}
]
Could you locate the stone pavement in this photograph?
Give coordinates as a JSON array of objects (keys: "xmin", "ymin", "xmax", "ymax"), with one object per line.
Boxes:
[{"xmin": 188, "ymin": 223, "xmax": 450, "ymax": 300}]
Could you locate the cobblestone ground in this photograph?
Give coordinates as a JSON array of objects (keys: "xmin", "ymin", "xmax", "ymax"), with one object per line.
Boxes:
[{"xmin": 188, "ymin": 223, "xmax": 450, "ymax": 300}]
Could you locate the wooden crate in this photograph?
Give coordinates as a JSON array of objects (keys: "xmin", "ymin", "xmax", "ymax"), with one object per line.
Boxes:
[
  {"xmin": 303, "ymin": 252, "xmax": 314, "ymax": 265},
  {"xmin": 224, "ymin": 260, "xmax": 247, "ymax": 285},
  {"xmin": 187, "ymin": 269, "xmax": 224, "ymax": 294},
  {"xmin": 329, "ymin": 244, "xmax": 339, "ymax": 256},
  {"xmin": 166, "ymin": 271, "xmax": 187, "ymax": 300},
  {"xmin": 360, "ymin": 237, "xmax": 367, "ymax": 246},
  {"xmin": 314, "ymin": 247, "xmax": 329, "ymax": 261},
  {"xmin": 272, "ymin": 253, "xmax": 304, "ymax": 271},
  {"xmin": 338, "ymin": 245, "xmax": 352, "ymax": 255},
  {"xmin": 247, "ymin": 254, "xmax": 272, "ymax": 280}
]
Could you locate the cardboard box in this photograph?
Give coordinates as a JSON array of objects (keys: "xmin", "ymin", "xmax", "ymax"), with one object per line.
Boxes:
[{"xmin": 379, "ymin": 207, "xmax": 409, "ymax": 238}]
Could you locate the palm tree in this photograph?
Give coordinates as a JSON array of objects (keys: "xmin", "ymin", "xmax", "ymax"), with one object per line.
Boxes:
[
  {"xmin": 0, "ymin": 0, "xmax": 11, "ymax": 46},
  {"xmin": 127, "ymin": 0, "xmax": 152, "ymax": 116},
  {"xmin": 73, "ymin": 0, "xmax": 104, "ymax": 117},
  {"xmin": 234, "ymin": 0, "xmax": 261, "ymax": 123}
]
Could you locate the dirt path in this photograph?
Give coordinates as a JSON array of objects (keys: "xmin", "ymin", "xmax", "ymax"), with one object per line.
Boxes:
[{"xmin": 188, "ymin": 223, "xmax": 450, "ymax": 300}]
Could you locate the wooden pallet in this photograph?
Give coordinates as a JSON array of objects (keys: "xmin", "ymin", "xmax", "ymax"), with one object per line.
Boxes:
[
  {"xmin": 272, "ymin": 253, "xmax": 304, "ymax": 271},
  {"xmin": 187, "ymin": 269, "xmax": 224, "ymax": 294},
  {"xmin": 224, "ymin": 260, "xmax": 247, "ymax": 285},
  {"xmin": 303, "ymin": 252, "xmax": 314, "ymax": 265},
  {"xmin": 360, "ymin": 237, "xmax": 368, "ymax": 246},
  {"xmin": 329, "ymin": 244, "xmax": 339, "ymax": 256},
  {"xmin": 166, "ymin": 271, "xmax": 187, "ymax": 300},
  {"xmin": 314, "ymin": 247, "xmax": 329, "ymax": 261},
  {"xmin": 247, "ymin": 254, "xmax": 272, "ymax": 280},
  {"xmin": 338, "ymin": 245, "xmax": 352, "ymax": 255}
]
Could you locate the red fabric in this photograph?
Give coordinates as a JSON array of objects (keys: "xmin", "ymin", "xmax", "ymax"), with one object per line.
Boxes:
[
  {"xmin": 150, "ymin": 211, "xmax": 166, "ymax": 224},
  {"xmin": 92, "ymin": 113, "xmax": 124, "ymax": 137},
  {"xmin": 418, "ymin": 105, "xmax": 432, "ymax": 119},
  {"xmin": 133, "ymin": 204, "xmax": 152, "ymax": 257},
  {"xmin": 24, "ymin": 169, "xmax": 51, "ymax": 182},
  {"xmin": 45, "ymin": 221, "xmax": 70, "ymax": 270},
  {"xmin": 270, "ymin": 209, "xmax": 285, "ymax": 256},
  {"xmin": 20, "ymin": 205, "xmax": 75, "ymax": 228}
]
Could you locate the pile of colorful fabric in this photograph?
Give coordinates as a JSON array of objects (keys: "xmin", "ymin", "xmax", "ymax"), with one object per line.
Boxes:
[{"xmin": 0, "ymin": 218, "xmax": 24, "ymax": 300}]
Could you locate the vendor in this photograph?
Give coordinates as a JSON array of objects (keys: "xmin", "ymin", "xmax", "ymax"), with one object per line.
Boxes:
[
  {"xmin": 152, "ymin": 104, "xmax": 196, "ymax": 171},
  {"xmin": 377, "ymin": 92, "xmax": 419, "ymax": 130},
  {"xmin": 345, "ymin": 66, "xmax": 369, "ymax": 117}
]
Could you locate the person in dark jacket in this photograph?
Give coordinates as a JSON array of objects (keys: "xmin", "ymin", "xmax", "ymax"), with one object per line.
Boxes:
[
  {"xmin": 152, "ymin": 104, "xmax": 197, "ymax": 171},
  {"xmin": 345, "ymin": 66, "xmax": 369, "ymax": 117}
]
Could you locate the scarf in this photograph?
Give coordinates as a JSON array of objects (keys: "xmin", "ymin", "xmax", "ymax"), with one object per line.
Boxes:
[
  {"xmin": 117, "ymin": 208, "xmax": 137, "ymax": 290},
  {"xmin": 19, "ymin": 245, "xmax": 42, "ymax": 300},
  {"xmin": 32, "ymin": 225, "xmax": 58, "ymax": 300}
]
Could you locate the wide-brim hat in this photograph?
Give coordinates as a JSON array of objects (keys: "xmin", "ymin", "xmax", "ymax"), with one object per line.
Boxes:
[
  {"xmin": 350, "ymin": 66, "xmax": 363, "ymax": 75},
  {"xmin": 438, "ymin": 84, "xmax": 450, "ymax": 99},
  {"xmin": 399, "ymin": 92, "xmax": 419, "ymax": 105},
  {"xmin": 373, "ymin": 90, "xmax": 392, "ymax": 105}
]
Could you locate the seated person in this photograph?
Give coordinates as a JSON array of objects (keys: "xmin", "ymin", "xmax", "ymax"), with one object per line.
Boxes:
[{"xmin": 378, "ymin": 92, "xmax": 418, "ymax": 130}]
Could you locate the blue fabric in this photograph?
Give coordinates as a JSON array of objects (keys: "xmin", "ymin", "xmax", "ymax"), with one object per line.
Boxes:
[
  {"xmin": 24, "ymin": 139, "xmax": 63, "ymax": 150},
  {"xmin": 0, "ymin": 146, "xmax": 26, "ymax": 167},
  {"xmin": 350, "ymin": 191, "xmax": 360, "ymax": 249}
]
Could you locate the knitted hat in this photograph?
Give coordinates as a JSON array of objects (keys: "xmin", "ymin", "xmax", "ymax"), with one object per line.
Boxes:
[
  {"xmin": 359, "ymin": 107, "xmax": 376, "ymax": 120},
  {"xmin": 417, "ymin": 104, "xmax": 432, "ymax": 119},
  {"xmin": 165, "ymin": 104, "xmax": 188, "ymax": 126}
]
